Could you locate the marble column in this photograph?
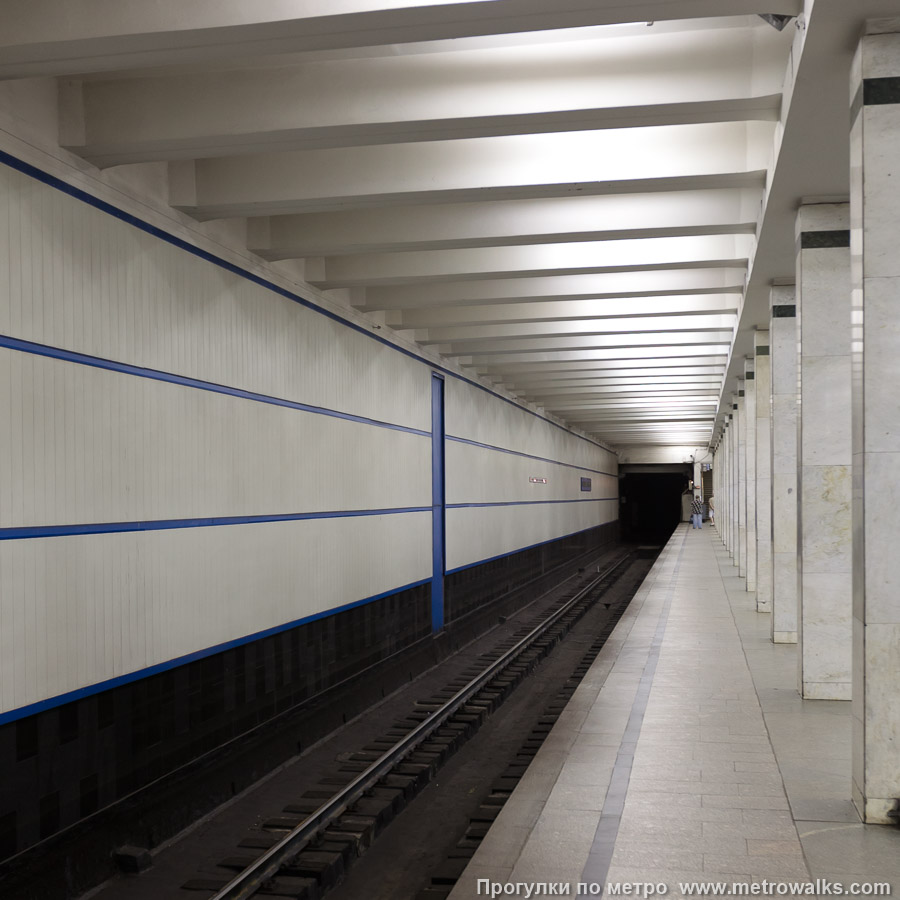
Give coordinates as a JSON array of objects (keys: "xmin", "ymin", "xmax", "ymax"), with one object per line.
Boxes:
[
  {"xmin": 725, "ymin": 418, "xmax": 733, "ymax": 548},
  {"xmin": 737, "ymin": 383, "xmax": 747, "ymax": 577},
  {"xmin": 721, "ymin": 425, "xmax": 728, "ymax": 543},
  {"xmin": 796, "ymin": 203, "xmax": 852, "ymax": 700},
  {"xmin": 717, "ymin": 431, "xmax": 726, "ymax": 542},
  {"xmin": 850, "ymin": 24, "xmax": 900, "ymax": 823},
  {"xmin": 731, "ymin": 394, "xmax": 739, "ymax": 559},
  {"xmin": 755, "ymin": 332, "xmax": 773, "ymax": 613},
  {"xmin": 744, "ymin": 360, "xmax": 757, "ymax": 592},
  {"xmin": 730, "ymin": 394, "xmax": 739, "ymax": 558},
  {"xmin": 715, "ymin": 437, "xmax": 723, "ymax": 539},
  {"xmin": 770, "ymin": 287, "xmax": 798, "ymax": 643}
]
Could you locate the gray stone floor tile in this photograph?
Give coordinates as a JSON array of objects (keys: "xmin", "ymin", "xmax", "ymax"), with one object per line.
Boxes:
[
  {"xmin": 450, "ymin": 528, "xmax": 900, "ymax": 900},
  {"xmin": 790, "ymin": 799, "xmax": 860, "ymax": 823}
]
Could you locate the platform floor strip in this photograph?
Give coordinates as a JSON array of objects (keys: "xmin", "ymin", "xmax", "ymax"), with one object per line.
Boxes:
[{"xmin": 450, "ymin": 526, "xmax": 900, "ymax": 899}]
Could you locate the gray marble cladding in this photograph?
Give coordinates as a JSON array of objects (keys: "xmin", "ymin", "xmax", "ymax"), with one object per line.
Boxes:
[
  {"xmin": 737, "ymin": 390, "xmax": 747, "ymax": 578},
  {"xmin": 796, "ymin": 206, "xmax": 852, "ymax": 699},
  {"xmin": 850, "ymin": 29, "xmax": 900, "ymax": 822},
  {"xmin": 769, "ymin": 290, "xmax": 798, "ymax": 644},
  {"xmin": 744, "ymin": 362, "xmax": 757, "ymax": 593},
  {"xmin": 755, "ymin": 333, "xmax": 772, "ymax": 614}
]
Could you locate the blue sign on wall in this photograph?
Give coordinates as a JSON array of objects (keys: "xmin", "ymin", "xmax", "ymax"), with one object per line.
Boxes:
[{"xmin": 580, "ymin": 477, "xmax": 592, "ymax": 492}]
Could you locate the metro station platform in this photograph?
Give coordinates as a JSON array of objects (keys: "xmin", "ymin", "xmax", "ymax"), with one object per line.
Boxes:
[{"xmin": 449, "ymin": 525, "xmax": 900, "ymax": 898}]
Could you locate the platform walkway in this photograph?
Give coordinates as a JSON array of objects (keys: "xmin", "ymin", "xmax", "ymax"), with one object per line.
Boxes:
[{"xmin": 449, "ymin": 525, "xmax": 900, "ymax": 899}]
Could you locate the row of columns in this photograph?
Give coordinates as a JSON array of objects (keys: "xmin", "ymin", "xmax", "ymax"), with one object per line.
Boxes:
[{"xmin": 711, "ymin": 25, "xmax": 900, "ymax": 824}]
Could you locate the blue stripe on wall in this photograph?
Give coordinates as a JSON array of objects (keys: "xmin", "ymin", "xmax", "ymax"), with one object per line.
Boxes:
[
  {"xmin": 0, "ymin": 506, "xmax": 431, "ymax": 541},
  {"xmin": 0, "ymin": 334, "xmax": 431, "ymax": 438},
  {"xmin": 0, "ymin": 148, "xmax": 613, "ymax": 456},
  {"xmin": 0, "ymin": 576, "xmax": 432, "ymax": 726},
  {"xmin": 446, "ymin": 434, "xmax": 617, "ymax": 477},
  {"xmin": 0, "ymin": 335, "xmax": 613, "ymax": 482},
  {"xmin": 447, "ymin": 498, "xmax": 616, "ymax": 509},
  {"xmin": 0, "ymin": 496, "xmax": 617, "ymax": 542}
]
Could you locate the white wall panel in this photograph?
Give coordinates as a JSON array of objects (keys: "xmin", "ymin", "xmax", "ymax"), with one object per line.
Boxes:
[
  {"xmin": 0, "ymin": 512, "xmax": 430, "ymax": 714},
  {"xmin": 444, "ymin": 376, "xmax": 617, "ymax": 475},
  {"xmin": 444, "ymin": 368, "xmax": 618, "ymax": 574},
  {"xmin": 445, "ymin": 440, "xmax": 617, "ymax": 505},
  {"xmin": 0, "ymin": 163, "xmax": 429, "ymax": 432},
  {"xmin": 0, "ymin": 152, "xmax": 618, "ymax": 716},
  {"xmin": 0, "ymin": 349, "xmax": 429, "ymax": 527},
  {"xmin": 446, "ymin": 500, "xmax": 618, "ymax": 573}
]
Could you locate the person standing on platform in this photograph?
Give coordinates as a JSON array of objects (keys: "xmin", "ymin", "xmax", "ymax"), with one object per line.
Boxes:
[{"xmin": 691, "ymin": 493, "xmax": 704, "ymax": 529}]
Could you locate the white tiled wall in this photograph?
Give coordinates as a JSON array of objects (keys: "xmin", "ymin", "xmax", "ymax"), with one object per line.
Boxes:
[
  {"xmin": 445, "ymin": 376, "xmax": 618, "ymax": 570},
  {"xmin": 0, "ymin": 158, "xmax": 618, "ymax": 715}
]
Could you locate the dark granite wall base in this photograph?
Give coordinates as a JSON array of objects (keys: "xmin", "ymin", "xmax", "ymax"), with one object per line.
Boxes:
[
  {"xmin": 445, "ymin": 521, "xmax": 619, "ymax": 623},
  {"xmin": 0, "ymin": 583, "xmax": 430, "ymax": 866},
  {"xmin": 0, "ymin": 520, "xmax": 618, "ymax": 898}
]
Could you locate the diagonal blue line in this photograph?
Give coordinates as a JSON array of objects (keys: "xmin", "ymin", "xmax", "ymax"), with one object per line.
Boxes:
[{"xmin": 0, "ymin": 506, "xmax": 432, "ymax": 541}]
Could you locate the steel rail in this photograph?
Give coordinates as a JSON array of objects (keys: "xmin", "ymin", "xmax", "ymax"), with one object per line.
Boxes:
[{"xmin": 211, "ymin": 552, "xmax": 633, "ymax": 900}]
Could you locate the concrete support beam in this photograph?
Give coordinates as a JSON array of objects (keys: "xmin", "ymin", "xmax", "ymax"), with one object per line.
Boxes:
[
  {"xmin": 510, "ymin": 373, "xmax": 725, "ymax": 389},
  {"xmin": 247, "ymin": 191, "xmax": 761, "ymax": 258},
  {"xmin": 460, "ymin": 348, "xmax": 730, "ymax": 367},
  {"xmin": 63, "ymin": 26, "xmax": 783, "ymax": 166},
  {"xmin": 755, "ymin": 331, "xmax": 773, "ymax": 614},
  {"xmin": 487, "ymin": 359, "xmax": 728, "ymax": 378},
  {"xmin": 438, "ymin": 332, "xmax": 735, "ymax": 359},
  {"xmin": 168, "ymin": 123, "xmax": 769, "ymax": 219},
  {"xmin": 309, "ymin": 234, "xmax": 754, "ymax": 289},
  {"xmin": 478, "ymin": 357, "xmax": 728, "ymax": 378},
  {"xmin": 391, "ymin": 295, "xmax": 739, "ymax": 330},
  {"xmin": 796, "ymin": 203, "xmax": 852, "ymax": 700},
  {"xmin": 849, "ymin": 24, "xmax": 900, "ymax": 824},
  {"xmin": 363, "ymin": 268, "xmax": 746, "ymax": 311},
  {"xmin": 416, "ymin": 314, "xmax": 737, "ymax": 345},
  {"xmin": 0, "ymin": 0, "xmax": 803, "ymax": 79},
  {"xmin": 769, "ymin": 286, "xmax": 798, "ymax": 644}
]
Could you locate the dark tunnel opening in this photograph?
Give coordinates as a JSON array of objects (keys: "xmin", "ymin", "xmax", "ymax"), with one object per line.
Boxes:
[{"xmin": 618, "ymin": 469, "xmax": 691, "ymax": 544}]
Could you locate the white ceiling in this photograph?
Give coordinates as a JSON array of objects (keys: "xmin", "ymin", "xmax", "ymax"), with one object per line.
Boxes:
[{"xmin": 1, "ymin": 0, "xmax": 894, "ymax": 451}]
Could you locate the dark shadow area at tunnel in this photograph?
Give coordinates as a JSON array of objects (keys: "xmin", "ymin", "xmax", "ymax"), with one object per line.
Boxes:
[{"xmin": 618, "ymin": 469, "xmax": 690, "ymax": 544}]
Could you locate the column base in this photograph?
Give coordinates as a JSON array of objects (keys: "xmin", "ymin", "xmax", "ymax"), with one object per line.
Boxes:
[
  {"xmin": 853, "ymin": 783, "xmax": 899, "ymax": 824},
  {"xmin": 756, "ymin": 600, "xmax": 771, "ymax": 613},
  {"xmin": 801, "ymin": 681, "xmax": 851, "ymax": 701},
  {"xmin": 773, "ymin": 631, "xmax": 797, "ymax": 644}
]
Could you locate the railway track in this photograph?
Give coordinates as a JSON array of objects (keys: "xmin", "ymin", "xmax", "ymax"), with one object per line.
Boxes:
[{"xmin": 184, "ymin": 551, "xmax": 640, "ymax": 900}]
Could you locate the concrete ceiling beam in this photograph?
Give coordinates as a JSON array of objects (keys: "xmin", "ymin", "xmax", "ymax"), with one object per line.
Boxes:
[
  {"xmin": 440, "ymin": 331, "xmax": 735, "ymax": 357},
  {"xmin": 508, "ymin": 376, "xmax": 726, "ymax": 391},
  {"xmin": 0, "ymin": 0, "xmax": 802, "ymax": 78},
  {"xmin": 309, "ymin": 234, "xmax": 753, "ymax": 288},
  {"xmin": 63, "ymin": 24, "xmax": 784, "ymax": 165},
  {"xmin": 247, "ymin": 189, "xmax": 761, "ymax": 258},
  {"xmin": 478, "ymin": 356, "xmax": 729, "ymax": 374},
  {"xmin": 466, "ymin": 346, "xmax": 730, "ymax": 366},
  {"xmin": 521, "ymin": 384, "xmax": 724, "ymax": 397},
  {"xmin": 361, "ymin": 269, "xmax": 747, "ymax": 310},
  {"xmin": 391, "ymin": 295, "xmax": 739, "ymax": 329},
  {"xmin": 415, "ymin": 313, "xmax": 737, "ymax": 345},
  {"xmin": 168, "ymin": 123, "xmax": 770, "ymax": 219}
]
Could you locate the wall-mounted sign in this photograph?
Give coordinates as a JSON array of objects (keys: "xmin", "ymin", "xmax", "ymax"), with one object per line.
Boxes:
[
  {"xmin": 580, "ymin": 477, "xmax": 592, "ymax": 492},
  {"xmin": 529, "ymin": 477, "xmax": 548, "ymax": 484}
]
